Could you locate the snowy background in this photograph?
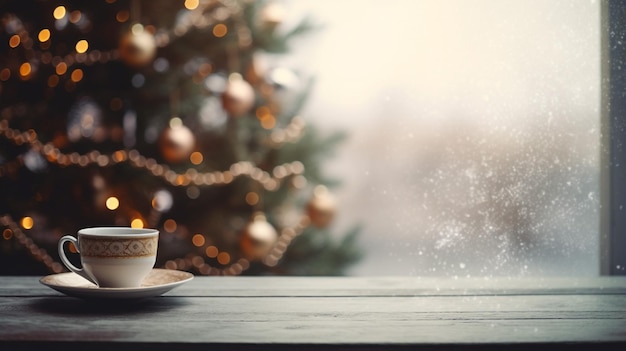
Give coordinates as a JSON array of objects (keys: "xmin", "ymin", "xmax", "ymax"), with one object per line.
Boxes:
[{"xmin": 271, "ymin": 0, "xmax": 602, "ymax": 276}]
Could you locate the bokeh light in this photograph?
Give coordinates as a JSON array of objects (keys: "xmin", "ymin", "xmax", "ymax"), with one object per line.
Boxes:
[
  {"xmin": 9, "ymin": 35, "xmax": 20, "ymax": 48},
  {"xmin": 184, "ymin": 0, "xmax": 199, "ymax": 10},
  {"xmin": 53, "ymin": 6, "xmax": 66, "ymax": 20},
  {"xmin": 38, "ymin": 29, "xmax": 51, "ymax": 42},
  {"xmin": 190, "ymin": 151, "xmax": 203, "ymax": 165},
  {"xmin": 205, "ymin": 245, "xmax": 218, "ymax": 258},
  {"xmin": 245, "ymin": 192, "xmax": 259, "ymax": 206},
  {"xmin": 20, "ymin": 217, "xmax": 34, "ymax": 229},
  {"xmin": 213, "ymin": 24, "xmax": 227, "ymax": 38},
  {"xmin": 75, "ymin": 39, "xmax": 88, "ymax": 53},
  {"xmin": 192, "ymin": 234, "xmax": 205, "ymax": 247},
  {"xmin": 105, "ymin": 196, "xmax": 119, "ymax": 210},
  {"xmin": 163, "ymin": 218, "xmax": 177, "ymax": 233},
  {"xmin": 130, "ymin": 218, "xmax": 144, "ymax": 228},
  {"xmin": 217, "ymin": 252, "xmax": 230, "ymax": 265}
]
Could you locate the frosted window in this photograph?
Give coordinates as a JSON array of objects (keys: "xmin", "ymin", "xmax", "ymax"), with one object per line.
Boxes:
[{"xmin": 284, "ymin": 0, "xmax": 602, "ymax": 276}]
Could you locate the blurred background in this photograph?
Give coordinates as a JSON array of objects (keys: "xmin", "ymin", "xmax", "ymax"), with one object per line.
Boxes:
[
  {"xmin": 1, "ymin": 0, "xmax": 602, "ymax": 277},
  {"xmin": 270, "ymin": 0, "xmax": 602, "ymax": 276}
]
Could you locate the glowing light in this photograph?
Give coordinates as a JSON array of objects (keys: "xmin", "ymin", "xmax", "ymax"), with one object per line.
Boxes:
[
  {"xmin": 245, "ymin": 192, "xmax": 259, "ymax": 206},
  {"xmin": 260, "ymin": 115, "xmax": 276, "ymax": 129},
  {"xmin": 75, "ymin": 40, "xmax": 88, "ymax": 53},
  {"xmin": 116, "ymin": 11, "xmax": 129, "ymax": 23},
  {"xmin": 213, "ymin": 24, "xmax": 228, "ymax": 38},
  {"xmin": 38, "ymin": 29, "xmax": 51, "ymax": 42},
  {"xmin": 256, "ymin": 106, "xmax": 271, "ymax": 119},
  {"xmin": 112, "ymin": 150, "xmax": 127, "ymax": 162},
  {"xmin": 68, "ymin": 242, "xmax": 78, "ymax": 253},
  {"xmin": 21, "ymin": 217, "xmax": 34, "ymax": 229},
  {"xmin": 131, "ymin": 23, "xmax": 144, "ymax": 35},
  {"xmin": 9, "ymin": 34, "xmax": 21, "ymax": 48},
  {"xmin": 105, "ymin": 196, "xmax": 119, "ymax": 210},
  {"xmin": 19, "ymin": 62, "xmax": 31, "ymax": 77},
  {"xmin": 70, "ymin": 69, "xmax": 83, "ymax": 82},
  {"xmin": 190, "ymin": 151, "xmax": 203, "ymax": 165},
  {"xmin": 55, "ymin": 62, "xmax": 68, "ymax": 75},
  {"xmin": 53, "ymin": 6, "xmax": 66, "ymax": 20},
  {"xmin": 217, "ymin": 252, "xmax": 231, "ymax": 265},
  {"xmin": 169, "ymin": 117, "xmax": 183, "ymax": 128},
  {"xmin": 163, "ymin": 219, "xmax": 177, "ymax": 233},
  {"xmin": 192, "ymin": 234, "xmax": 205, "ymax": 247},
  {"xmin": 2, "ymin": 229, "xmax": 13, "ymax": 240},
  {"xmin": 131, "ymin": 218, "xmax": 144, "ymax": 228},
  {"xmin": 184, "ymin": 0, "xmax": 199, "ymax": 10},
  {"xmin": 205, "ymin": 245, "xmax": 218, "ymax": 258}
]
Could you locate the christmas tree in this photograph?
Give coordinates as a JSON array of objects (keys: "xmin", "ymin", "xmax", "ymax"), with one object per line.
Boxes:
[{"xmin": 0, "ymin": 0, "xmax": 362, "ymax": 276}]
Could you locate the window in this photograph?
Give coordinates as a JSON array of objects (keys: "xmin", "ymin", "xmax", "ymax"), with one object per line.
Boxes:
[{"xmin": 282, "ymin": 0, "xmax": 623, "ymax": 276}]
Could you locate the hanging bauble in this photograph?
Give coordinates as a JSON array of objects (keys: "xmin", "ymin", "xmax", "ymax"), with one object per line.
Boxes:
[
  {"xmin": 159, "ymin": 123, "xmax": 195, "ymax": 163},
  {"xmin": 306, "ymin": 185, "xmax": 337, "ymax": 228},
  {"xmin": 119, "ymin": 25, "xmax": 157, "ymax": 69},
  {"xmin": 258, "ymin": 1, "xmax": 286, "ymax": 32},
  {"xmin": 221, "ymin": 75, "xmax": 255, "ymax": 117},
  {"xmin": 240, "ymin": 213, "xmax": 278, "ymax": 261}
]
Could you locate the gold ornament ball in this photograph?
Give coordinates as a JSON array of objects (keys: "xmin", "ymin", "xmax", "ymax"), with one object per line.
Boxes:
[
  {"xmin": 240, "ymin": 213, "xmax": 278, "ymax": 261},
  {"xmin": 307, "ymin": 186, "xmax": 337, "ymax": 228},
  {"xmin": 159, "ymin": 125, "xmax": 195, "ymax": 163},
  {"xmin": 222, "ymin": 78, "xmax": 255, "ymax": 117},
  {"xmin": 119, "ymin": 28, "xmax": 157, "ymax": 68}
]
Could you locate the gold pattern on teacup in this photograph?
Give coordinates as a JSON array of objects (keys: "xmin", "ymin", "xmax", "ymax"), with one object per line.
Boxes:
[{"xmin": 80, "ymin": 237, "xmax": 157, "ymax": 258}]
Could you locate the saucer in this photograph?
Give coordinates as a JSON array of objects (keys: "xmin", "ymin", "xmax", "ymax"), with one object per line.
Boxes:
[{"xmin": 39, "ymin": 268, "xmax": 194, "ymax": 299}]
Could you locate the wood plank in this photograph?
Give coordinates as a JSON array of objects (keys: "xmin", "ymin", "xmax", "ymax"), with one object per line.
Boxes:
[
  {"xmin": 1, "ymin": 276, "xmax": 625, "ymax": 350},
  {"xmin": 1, "ymin": 294, "xmax": 625, "ymax": 344},
  {"xmin": 3, "ymin": 276, "xmax": 626, "ymax": 297}
]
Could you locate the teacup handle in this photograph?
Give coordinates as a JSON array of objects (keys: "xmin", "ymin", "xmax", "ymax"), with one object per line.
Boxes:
[{"xmin": 58, "ymin": 235, "xmax": 98, "ymax": 286}]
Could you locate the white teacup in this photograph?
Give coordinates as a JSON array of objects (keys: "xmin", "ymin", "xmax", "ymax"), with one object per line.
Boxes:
[{"xmin": 58, "ymin": 227, "xmax": 159, "ymax": 288}]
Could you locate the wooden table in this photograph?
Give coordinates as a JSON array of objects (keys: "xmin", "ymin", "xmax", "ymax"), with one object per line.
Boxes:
[{"xmin": 1, "ymin": 275, "xmax": 626, "ymax": 350}]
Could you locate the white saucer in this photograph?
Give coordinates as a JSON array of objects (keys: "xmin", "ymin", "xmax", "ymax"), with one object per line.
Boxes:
[{"xmin": 39, "ymin": 268, "xmax": 194, "ymax": 299}]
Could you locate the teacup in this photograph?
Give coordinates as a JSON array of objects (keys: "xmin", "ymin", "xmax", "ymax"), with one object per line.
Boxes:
[{"xmin": 58, "ymin": 227, "xmax": 159, "ymax": 288}]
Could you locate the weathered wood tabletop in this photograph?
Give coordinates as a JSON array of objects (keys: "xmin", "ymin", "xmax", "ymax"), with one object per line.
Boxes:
[{"xmin": 1, "ymin": 275, "xmax": 626, "ymax": 350}]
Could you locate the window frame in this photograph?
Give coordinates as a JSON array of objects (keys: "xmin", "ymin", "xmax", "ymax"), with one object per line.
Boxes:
[{"xmin": 604, "ymin": 0, "xmax": 626, "ymax": 275}]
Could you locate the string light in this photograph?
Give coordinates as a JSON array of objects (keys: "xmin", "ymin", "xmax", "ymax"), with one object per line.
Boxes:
[
  {"xmin": 20, "ymin": 216, "xmax": 34, "ymax": 229},
  {"xmin": 53, "ymin": 6, "xmax": 66, "ymax": 20},
  {"xmin": 189, "ymin": 151, "xmax": 203, "ymax": 165},
  {"xmin": 19, "ymin": 62, "xmax": 32, "ymax": 78},
  {"xmin": 130, "ymin": 218, "xmax": 144, "ymax": 228},
  {"xmin": 9, "ymin": 35, "xmax": 21, "ymax": 48},
  {"xmin": 1, "ymin": 123, "xmax": 307, "ymax": 191},
  {"xmin": 1, "ymin": 215, "xmax": 64, "ymax": 273},
  {"xmin": 213, "ymin": 23, "xmax": 228, "ymax": 38},
  {"xmin": 163, "ymin": 218, "xmax": 177, "ymax": 233},
  {"xmin": 192, "ymin": 234, "xmax": 205, "ymax": 247},
  {"xmin": 38, "ymin": 29, "xmax": 51, "ymax": 42},
  {"xmin": 184, "ymin": 0, "xmax": 199, "ymax": 10},
  {"xmin": 105, "ymin": 197, "xmax": 120, "ymax": 210},
  {"xmin": 75, "ymin": 39, "xmax": 88, "ymax": 53}
]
